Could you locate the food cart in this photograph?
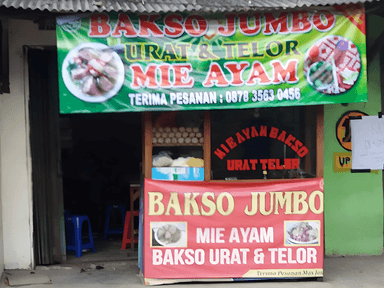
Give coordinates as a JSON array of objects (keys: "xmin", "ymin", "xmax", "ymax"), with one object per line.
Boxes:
[{"xmin": 138, "ymin": 109, "xmax": 324, "ymax": 285}]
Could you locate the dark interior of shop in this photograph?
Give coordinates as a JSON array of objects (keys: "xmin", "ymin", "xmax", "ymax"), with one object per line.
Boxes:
[
  {"xmin": 60, "ymin": 107, "xmax": 317, "ymax": 239},
  {"xmin": 60, "ymin": 112, "xmax": 142, "ymax": 236}
]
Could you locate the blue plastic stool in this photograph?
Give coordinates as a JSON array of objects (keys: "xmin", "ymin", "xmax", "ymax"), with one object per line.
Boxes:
[
  {"xmin": 64, "ymin": 211, "xmax": 95, "ymax": 257},
  {"xmin": 104, "ymin": 205, "xmax": 126, "ymax": 240}
]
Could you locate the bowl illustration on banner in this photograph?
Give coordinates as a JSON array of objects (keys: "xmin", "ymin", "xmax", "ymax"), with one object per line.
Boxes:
[
  {"xmin": 286, "ymin": 221, "xmax": 319, "ymax": 245},
  {"xmin": 152, "ymin": 222, "xmax": 187, "ymax": 247},
  {"xmin": 62, "ymin": 43, "xmax": 125, "ymax": 103},
  {"xmin": 304, "ymin": 35, "xmax": 361, "ymax": 95}
]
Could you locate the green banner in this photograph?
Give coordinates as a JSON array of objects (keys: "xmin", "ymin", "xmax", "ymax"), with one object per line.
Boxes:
[{"xmin": 56, "ymin": 5, "xmax": 367, "ymax": 114}]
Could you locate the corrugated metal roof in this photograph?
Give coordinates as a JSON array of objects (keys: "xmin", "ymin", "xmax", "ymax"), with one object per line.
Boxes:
[{"xmin": 0, "ymin": 0, "xmax": 380, "ymax": 13}]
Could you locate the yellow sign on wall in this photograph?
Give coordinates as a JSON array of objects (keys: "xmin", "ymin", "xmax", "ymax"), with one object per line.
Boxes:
[{"xmin": 333, "ymin": 152, "xmax": 352, "ymax": 172}]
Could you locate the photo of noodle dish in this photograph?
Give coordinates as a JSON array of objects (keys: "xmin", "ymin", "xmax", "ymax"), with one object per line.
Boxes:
[
  {"xmin": 151, "ymin": 222, "xmax": 187, "ymax": 247},
  {"xmin": 304, "ymin": 35, "xmax": 361, "ymax": 95},
  {"xmin": 285, "ymin": 221, "xmax": 319, "ymax": 245},
  {"xmin": 62, "ymin": 43, "xmax": 125, "ymax": 103}
]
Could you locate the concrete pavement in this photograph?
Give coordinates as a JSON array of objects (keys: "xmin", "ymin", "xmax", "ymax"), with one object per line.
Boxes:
[{"xmin": 1, "ymin": 254, "xmax": 383, "ymax": 288}]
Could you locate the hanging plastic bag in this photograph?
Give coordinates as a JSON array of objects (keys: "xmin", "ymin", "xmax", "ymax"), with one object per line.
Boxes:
[{"xmin": 152, "ymin": 151, "xmax": 173, "ymax": 167}]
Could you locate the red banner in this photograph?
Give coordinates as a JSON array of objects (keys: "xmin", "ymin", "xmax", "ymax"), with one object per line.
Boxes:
[{"xmin": 144, "ymin": 178, "xmax": 324, "ymax": 281}]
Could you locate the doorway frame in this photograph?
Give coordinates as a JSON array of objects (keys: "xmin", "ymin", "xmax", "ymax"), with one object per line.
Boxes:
[{"xmin": 24, "ymin": 45, "xmax": 66, "ymax": 266}]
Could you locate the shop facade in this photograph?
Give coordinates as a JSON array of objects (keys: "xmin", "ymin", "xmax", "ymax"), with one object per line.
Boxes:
[{"xmin": 0, "ymin": 0, "xmax": 382, "ymax": 279}]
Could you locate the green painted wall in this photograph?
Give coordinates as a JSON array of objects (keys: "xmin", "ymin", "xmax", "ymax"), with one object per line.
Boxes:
[{"xmin": 324, "ymin": 15, "xmax": 383, "ymax": 255}]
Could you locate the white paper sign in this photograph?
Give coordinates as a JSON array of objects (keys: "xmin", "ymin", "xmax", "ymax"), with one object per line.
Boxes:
[{"xmin": 351, "ymin": 115, "xmax": 384, "ymax": 170}]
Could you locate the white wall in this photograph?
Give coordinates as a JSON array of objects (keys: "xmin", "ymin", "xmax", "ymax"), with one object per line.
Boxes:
[{"xmin": 0, "ymin": 19, "xmax": 56, "ymax": 269}]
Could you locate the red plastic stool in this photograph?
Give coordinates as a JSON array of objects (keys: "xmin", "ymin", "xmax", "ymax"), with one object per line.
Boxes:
[{"xmin": 121, "ymin": 210, "xmax": 139, "ymax": 250}]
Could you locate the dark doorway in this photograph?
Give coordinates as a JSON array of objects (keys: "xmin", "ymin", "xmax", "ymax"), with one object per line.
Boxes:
[
  {"xmin": 61, "ymin": 112, "xmax": 142, "ymax": 235},
  {"xmin": 28, "ymin": 46, "xmax": 143, "ymax": 265}
]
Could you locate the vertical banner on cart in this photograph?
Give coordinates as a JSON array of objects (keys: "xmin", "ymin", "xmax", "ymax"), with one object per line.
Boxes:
[{"xmin": 144, "ymin": 178, "xmax": 324, "ymax": 281}]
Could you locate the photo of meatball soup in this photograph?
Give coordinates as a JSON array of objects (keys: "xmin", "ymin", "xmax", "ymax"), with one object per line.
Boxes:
[
  {"xmin": 67, "ymin": 47, "xmax": 120, "ymax": 96},
  {"xmin": 287, "ymin": 222, "xmax": 319, "ymax": 244},
  {"xmin": 157, "ymin": 224, "xmax": 182, "ymax": 245}
]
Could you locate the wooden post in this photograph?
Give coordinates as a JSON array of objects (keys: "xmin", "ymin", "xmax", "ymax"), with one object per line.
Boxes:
[
  {"xmin": 304, "ymin": 107, "xmax": 313, "ymax": 173},
  {"xmin": 316, "ymin": 105, "xmax": 324, "ymax": 177},
  {"xmin": 141, "ymin": 113, "xmax": 145, "ymax": 175},
  {"xmin": 204, "ymin": 111, "xmax": 211, "ymax": 181},
  {"xmin": 129, "ymin": 185, "xmax": 140, "ymax": 251},
  {"xmin": 316, "ymin": 105, "xmax": 324, "ymax": 257},
  {"xmin": 143, "ymin": 112, "xmax": 152, "ymax": 179}
]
